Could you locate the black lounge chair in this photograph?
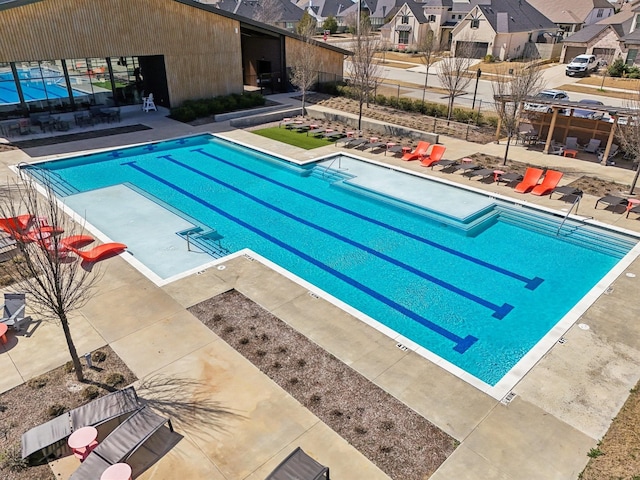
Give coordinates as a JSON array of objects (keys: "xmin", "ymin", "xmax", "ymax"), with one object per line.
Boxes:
[
  {"xmin": 386, "ymin": 145, "xmax": 406, "ymax": 156},
  {"xmin": 307, "ymin": 128, "xmax": 326, "ymax": 136},
  {"xmin": 69, "ymin": 406, "xmax": 174, "ymax": 480},
  {"xmin": 363, "ymin": 141, "xmax": 386, "ymax": 151},
  {"xmin": 450, "ymin": 163, "xmax": 481, "ymax": 174},
  {"xmin": 497, "ymin": 172, "xmax": 523, "ymax": 185},
  {"xmin": 463, "ymin": 168, "xmax": 494, "ymax": 180},
  {"xmin": 325, "ymin": 131, "xmax": 344, "ymax": 140},
  {"xmin": 266, "ymin": 447, "xmax": 330, "ymax": 480},
  {"xmin": 550, "ymin": 185, "xmax": 583, "ymax": 202},
  {"xmin": 595, "ymin": 195, "xmax": 628, "ymax": 213},
  {"xmin": 346, "ymin": 138, "xmax": 368, "ymax": 148}
]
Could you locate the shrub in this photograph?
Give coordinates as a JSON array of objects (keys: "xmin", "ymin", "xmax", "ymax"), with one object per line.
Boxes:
[
  {"xmin": 64, "ymin": 361, "xmax": 75, "ymax": 373},
  {"xmin": 0, "ymin": 444, "xmax": 28, "ymax": 472},
  {"xmin": 47, "ymin": 404, "xmax": 66, "ymax": 417},
  {"xmin": 608, "ymin": 58, "xmax": 627, "ymax": 77},
  {"xmin": 483, "ymin": 54, "xmax": 495, "ymax": 63},
  {"xmin": 92, "ymin": 350, "xmax": 107, "ymax": 363},
  {"xmin": 105, "ymin": 372, "xmax": 125, "ymax": 388},
  {"xmin": 628, "ymin": 66, "xmax": 640, "ymax": 79},
  {"xmin": 587, "ymin": 447, "xmax": 604, "ymax": 458},
  {"xmin": 398, "ymin": 97, "xmax": 414, "ymax": 112},
  {"xmin": 27, "ymin": 376, "xmax": 48, "ymax": 389},
  {"xmin": 82, "ymin": 385, "xmax": 100, "ymax": 401},
  {"xmin": 375, "ymin": 94, "xmax": 387, "ymax": 106},
  {"xmin": 170, "ymin": 106, "xmax": 197, "ymax": 123}
]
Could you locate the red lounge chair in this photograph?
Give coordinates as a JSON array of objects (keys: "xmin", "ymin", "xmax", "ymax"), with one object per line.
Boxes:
[
  {"xmin": 420, "ymin": 145, "xmax": 447, "ymax": 168},
  {"xmin": 69, "ymin": 242, "xmax": 127, "ymax": 263},
  {"xmin": 0, "ymin": 214, "xmax": 33, "ymax": 236},
  {"xmin": 43, "ymin": 235, "xmax": 95, "ymax": 257},
  {"xmin": 401, "ymin": 141, "xmax": 431, "ymax": 161},
  {"xmin": 514, "ymin": 167, "xmax": 544, "ymax": 193},
  {"xmin": 531, "ymin": 170, "xmax": 564, "ymax": 196}
]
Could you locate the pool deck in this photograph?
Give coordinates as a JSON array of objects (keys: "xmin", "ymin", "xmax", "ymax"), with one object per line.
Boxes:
[{"xmin": 1, "ymin": 99, "xmax": 640, "ymax": 479}]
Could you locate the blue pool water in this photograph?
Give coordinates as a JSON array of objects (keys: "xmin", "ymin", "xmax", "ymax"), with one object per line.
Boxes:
[
  {"xmin": 24, "ymin": 135, "xmax": 637, "ymax": 386},
  {"xmin": 0, "ymin": 69, "xmax": 87, "ymax": 104}
]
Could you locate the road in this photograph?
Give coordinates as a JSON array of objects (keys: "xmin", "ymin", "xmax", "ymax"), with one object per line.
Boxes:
[{"xmin": 343, "ymin": 59, "xmax": 626, "ymax": 112}]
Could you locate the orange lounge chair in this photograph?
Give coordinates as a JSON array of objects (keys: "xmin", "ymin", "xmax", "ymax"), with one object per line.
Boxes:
[
  {"xmin": 531, "ymin": 170, "xmax": 564, "ymax": 196},
  {"xmin": 514, "ymin": 167, "xmax": 544, "ymax": 193},
  {"xmin": 69, "ymin": 242, "xmax": 127, "ymax": 263},
  {"xmin": 0, "ymin": 214, "xmax": 33, "ymax": 236},
  {"xmin": 42, "ymin": 235, "xmax": 95, "ymax": 257},
  {"xmin": 401, "ymin": 141, "xmax": 431, "ymax": 161},
  {"xmin": 419, "ymin": 145, "xmax": 447, "ymax": 168}
]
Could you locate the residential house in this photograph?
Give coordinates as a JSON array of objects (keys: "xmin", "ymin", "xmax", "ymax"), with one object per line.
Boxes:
[
  {"xmin": 559, "ymin": 2, "xmax": 640, "ymax": 64},
  {"xmin": 196, "ymin": 0, "xmax": 306, "ymax": 31},
  {"xmin": 451, "ymin": 0, "xmax": 558, "ymax": 60},
  {"xmin": 527, "ymin": 0, "xmax": 615, "ymax": 38},
  {"xmin": 379, "ymin": 1, "xmax": 428, "ymax": 48}
]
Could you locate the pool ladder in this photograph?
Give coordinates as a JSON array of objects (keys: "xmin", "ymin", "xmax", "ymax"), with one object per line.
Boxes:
[
  {"xmin": 556, "ymin": 193, "xmax": 584, "ymax": 236},
  {"xmin": 321, "ymin": 156, "xmax": 348, "ymax": 180}
]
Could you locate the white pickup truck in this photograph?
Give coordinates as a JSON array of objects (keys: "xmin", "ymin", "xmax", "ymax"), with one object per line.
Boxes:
[{"xmin": 565, "ymin": 54, "xmax": 599, "ymax": 77}]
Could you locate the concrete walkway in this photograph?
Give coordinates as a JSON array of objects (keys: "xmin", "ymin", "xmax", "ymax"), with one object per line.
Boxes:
[{"xmin": 1, "ymin": 101, "xmax": 640, "ymax": 480}]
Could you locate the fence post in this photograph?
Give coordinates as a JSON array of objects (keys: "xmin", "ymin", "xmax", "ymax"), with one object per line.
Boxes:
[
  {"xmin": 397, "ymin": 84, "xmax": 400, "ymax": 103},
  {"xmin": 466, "ymin": 120, "xmax": 470, "ymax": 141},
  {"xmin": 433, "ymin": 117, "xmax": 437, "ymax": 133}
]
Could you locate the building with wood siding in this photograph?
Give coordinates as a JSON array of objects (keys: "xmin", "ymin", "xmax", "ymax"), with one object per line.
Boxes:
[{"xmin": 0, "ymin": 0, "xmax": 348, "ymax": 116}]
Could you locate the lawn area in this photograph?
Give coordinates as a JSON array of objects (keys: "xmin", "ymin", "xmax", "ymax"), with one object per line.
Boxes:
[{"xmin": 253, "ymin": 127, "xmax": 336, "ymax": 150}]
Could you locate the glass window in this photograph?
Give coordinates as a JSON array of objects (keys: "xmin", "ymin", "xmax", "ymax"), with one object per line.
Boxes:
[
  {"xmin": 597, "ymin": 9, "xmax": 603, "ymax": 18},
  {"xmin": 471, "ymin": 19, "xmax": 479, "ymax": 29},
  {"xmin": 0, "ymin": 63, "xmax": 19, "ymax": 110},
  {"xmin": 398, "ymin": 31, "xmax": 409, "ymax": 44},
  {"xmin": 636, "ymin": 15, "xmax": 640, "ymax": 30},
  {"xmin": 401, "ymin": 15, "xmax": 409, "ymax": 24}
]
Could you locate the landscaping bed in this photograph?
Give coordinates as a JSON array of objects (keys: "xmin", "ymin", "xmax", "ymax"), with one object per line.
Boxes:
[
  {"xmin": 189, "ymin": 290, "xmax": 457, "ymax": 480},
  {"xmin": 0, "ymin": 347, "xmax": 137, "ymax": 480}
]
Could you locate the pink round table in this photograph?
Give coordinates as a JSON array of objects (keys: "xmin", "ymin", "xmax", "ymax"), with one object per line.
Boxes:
[
  {"xmin": 626, "ymin": 198, "xmax": 640, "ymax": 211},
  {"xmin": 68, "ymin": 426, "xmax": 98, "ymax": 450},
  {"xmin": 100, "ymin": 462, "xmax": 132, "ymax": 480}
]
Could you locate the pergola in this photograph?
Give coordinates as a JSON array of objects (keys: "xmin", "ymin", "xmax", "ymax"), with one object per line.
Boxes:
[{"xmin": 494, "ymin": 95, "xmax": 638, "ymax": 165}]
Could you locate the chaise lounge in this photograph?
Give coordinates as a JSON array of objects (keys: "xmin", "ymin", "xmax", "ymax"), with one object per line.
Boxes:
[
  {"xmin": 401, "ymin": 141, "xmax": 430, "ymax": 161},
  {"xmin": 419, "ymin": 145, "xmax": 447, "ymax": 168},
  {"xmin": 531, "ymin": 170, "xmax": 563, "ymax": 196},
  {"xmin": 514, "ymin": 167, "xmax": 544, "ymax": 193},
  {"xmin": 69, "ymin": 242, "xmax": 127, "ymax": 263}
]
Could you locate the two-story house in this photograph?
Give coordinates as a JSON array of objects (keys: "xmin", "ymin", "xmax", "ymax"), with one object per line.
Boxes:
[{"xmin": 527, "ymin": 0, "xmax": 615, "ymax": 38}]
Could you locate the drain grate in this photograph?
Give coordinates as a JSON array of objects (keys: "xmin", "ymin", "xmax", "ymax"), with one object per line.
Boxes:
[
  {"xmin": 501, "ymin": 392, "xmax": 516, "ymax": 405},
  {"xmin": 558, "ymin": 337, "xmax": 567, "ymax": 344},
  {"xmin": 243, "ymin": 254, "xmax": 255, "ymax": 261},
  {"xmin": 308, "ymin": 291, "xmax": 319, "ymax": 299},
  {"xmin": 396, "ymin": 343, "xmax": 408, "ymax": 351}
]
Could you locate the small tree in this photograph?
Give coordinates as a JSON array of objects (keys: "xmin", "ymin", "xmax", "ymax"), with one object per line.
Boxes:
[
  {"xmin": 290, "ymin": 17, "xmax": 321, "ymax": 116},
  {"xmin": 254, "ymin": 0, "xmax": 282, "ymax": 26},
  {"xmin": 614, "ymin": 90, "xmax": 640, "ymax": 194},
  {"xmin": 297, "ymin": 10, "xmax": 316, "ymax": 36},
  {"xmin": 436, "ymin": 41, "xmax": 476, "ymax": 121},
  {"xmin": 348, "ymin": 19, "xmax": 383, "ymax": 130},
  {"xmin": 323, "ymin": 15, "xmax": 338, "ymax": 34},
  {"xmin": 491, "ymin": 61, "xmax": 545, "ymax": 165},
  {"xmin": 418, "ymin": 26, "xmax": 438, "ymax": 102},
  {"xmin": 0, "ymin": 176, "xmax": 102, "ymax": 381}
]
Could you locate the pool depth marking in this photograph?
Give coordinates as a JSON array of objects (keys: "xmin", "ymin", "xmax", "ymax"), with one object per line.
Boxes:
[
  {"xmin": 156, "ymin": 155, "xmax": 513, "ymax": 319},
  {"xmin": 122, "ymin": 160, "xmax": 478, "ymax": 353},
  {"xmin": 192, "ymin": 148, "xmax": 543, "ymax": 291}
]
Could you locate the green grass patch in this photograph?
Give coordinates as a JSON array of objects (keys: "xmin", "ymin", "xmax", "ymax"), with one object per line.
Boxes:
[{"xmin": 253, "ymin": 127, "xmax": 336, "ymax": 150}]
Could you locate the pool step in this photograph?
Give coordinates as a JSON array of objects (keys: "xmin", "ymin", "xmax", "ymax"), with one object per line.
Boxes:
[
  {"xmin": 176, "ymin": 227, "xmax": 231, "ymax": 259},
  {"xmin": 497, "ymin": 205, "xmax": 635, "ymax": 257},
  {"xmin": 308, "ymin": 165, "xmax": 356, "ymax": 184},
  {"xmin": 22, "ymin": 166, "xmax": 79, "ymax": 197}
]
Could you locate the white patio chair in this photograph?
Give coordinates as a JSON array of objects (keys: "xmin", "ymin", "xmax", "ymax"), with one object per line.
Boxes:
[{"xmin": 142, "ymin": 93, "xmax": 157, "ymax": 112}]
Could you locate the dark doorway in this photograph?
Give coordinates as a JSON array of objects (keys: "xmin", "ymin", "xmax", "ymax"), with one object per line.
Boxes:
[{"xmin": 138, "ymin": 55, "xmax": 170, "ymax": 108}]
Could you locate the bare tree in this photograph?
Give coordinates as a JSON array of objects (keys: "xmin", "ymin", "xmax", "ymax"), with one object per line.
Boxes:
[
  {"xmin": 254, "ymin": 0, "xmax": 282, "ymax": 26},
  {"xmin": 289, "ymin": 16, "xmax": 321, "ymax": 116},
  {"xmin": 418, "ymin": 26, "xmax": 438, "ymax": 102},
  {"xmin": 614, "ymin": 91, "xmax": 640, "ymax": 194},
  {"xmin": 347, "ymin": 19, "xmax": 383, "ymax": 130},
  {"xmin": 0, "ymin": 175, "xmax": 102, "ymax": 381},
  {"xmin": 491, "ymin": 61, "xmax": 545, "ymax": 165},
  {"xmin": 436, "ymin": 41, "xmax": 475, "ymax": 121}
]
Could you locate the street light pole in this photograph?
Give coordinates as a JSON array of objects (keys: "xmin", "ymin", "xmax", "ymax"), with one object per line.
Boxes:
[{"xmin": 472, "ymin": 68, "xmax": 481, "ymax": 110}]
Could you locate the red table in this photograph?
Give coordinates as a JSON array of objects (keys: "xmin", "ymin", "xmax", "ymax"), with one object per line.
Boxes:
[
  {"xmin": 101, "ymin": 462, "xmax": 132, "ymax": 480},
  {"xmin": 563, "ymin": 149, "xmax": 578, "ymax": 158},
  {"xmin": 0, "ymin": 323, "xmax": 7, "ymax": 344},
  {"xmin": 68, "ymin": 426, "xmax": 98, "ymax": 462},
  {"xmin": 493, "ymin": 169, "xmax": 505, "ymax": 183}
]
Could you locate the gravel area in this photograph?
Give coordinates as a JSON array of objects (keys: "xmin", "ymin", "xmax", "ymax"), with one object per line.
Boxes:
[
  {"xmin": 189, "ymin": 290, "xmax": 457, "ymax": 480},
  {"xmin": 0, "ymin": 347, "xmax": 137, "ymax": 480}
]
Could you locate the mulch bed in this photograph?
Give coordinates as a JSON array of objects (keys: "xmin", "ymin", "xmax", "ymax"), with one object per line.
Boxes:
[
  {"xmin": 189, "ymin": 290, "xmax": 457, "ymax": 480},
  {"xmin": 9, "ymin": 124, "xmax": 152, "ymax": 148},
  {"xmin": 0, "ymin": 346, "xmax": 137, "ymax": 480}
]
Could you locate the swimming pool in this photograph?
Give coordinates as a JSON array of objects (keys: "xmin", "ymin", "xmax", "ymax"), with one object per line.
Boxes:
[
  {"xmin": 23, "ymin": 134, "xmax": 639, "ymax": 391},
  {"xmin": 0, "ymin": 69, "xmax": 89, "ymax": 104}
]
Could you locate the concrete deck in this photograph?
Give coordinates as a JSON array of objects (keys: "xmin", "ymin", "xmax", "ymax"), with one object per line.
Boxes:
[{"xmin": 2, "ymin": 98, "xmax": 640, "ymax": 479}]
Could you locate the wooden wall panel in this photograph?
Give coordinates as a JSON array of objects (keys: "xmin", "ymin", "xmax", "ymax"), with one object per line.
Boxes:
[
  {"xmin": 285, "ymin": 37, "xmax": 345, "ymax": 78},
  {"xmin": 0, "ymin": 0, "xmax": 243, "ymax": 104}
]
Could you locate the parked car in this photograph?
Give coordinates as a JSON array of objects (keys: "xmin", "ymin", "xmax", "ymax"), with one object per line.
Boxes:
[
  {"xmin": 573, "ymin": 99, "xmax": 604, "ymax": 120},
  {"xmin": 524, "ymin": 89, "xmax": 569, "ymax": 114},
  {"xmin": 566, "ymin": 54, "xmax": 599, "ymax": 77}
]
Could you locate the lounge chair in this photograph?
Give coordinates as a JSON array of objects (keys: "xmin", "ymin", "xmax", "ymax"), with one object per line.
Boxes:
[
  {"xmin": 497, "ymin": 172, "xmax": 523, "ymax": 185},
  {"xmin": 69, "ymin": 242, "xmax": 127, "ymax": 263},
  {"xmin": 266, "ymin": 447, "xmax": 330, "ymax": 480},
  {"xmin": 595, "ymin": 195, "xmax": 628, "ymax": 212},
  {"xmin": 346, "ymin": 138, "xmax": 368, "ymax": 148},
  {"xmin": 401, "ymin": 141, "xmax": 431, "ymax": 161},
  {"xmin": 43, "ymin": 235, "xmax": 95, "ymax": 258},
  {"xmin": 419, "ymin": 145, "xmax": 446, "ymax": 168},
  {"xmin": 548, "ymin": 141, "xmax": 564, "ymax": 155},
  {"xmin": 0, "ymin": 214, "xmax": 33, "ymax": 236},
  {"xmin": 307, "ymin": 128, "xmax": 326, "ymax": 136},
  {"xmin": 334, "ymin": 136, "xmax": 353, "ymax": 146},
  {"xmin": 0, "ymin": 293, "xmax": 26, "ymax": 330},
  {"xmin": 564, "ymin": 137, "xmax": 579, "ymax": 150},
  {"xmin": 627, "ymin": 204, "xmax": 640, "ymax": 218},
  {"xmin": 598, "ymin": 144, "xmax": 620, "ymax": 165},
  {"xmin": 550, "ymin": 185, "xmax": 583, "ymax": 201},
  {"xmin": 514, "ymin": 167, "xmax": 544, "ymax": 193},
  {"xmin": 363, "ymin": 141, "xmax": 386, "ymax": 151},
  {"xmin": 324, "ymin": 131, "xmax": 344, "ymax": 140},
  {"xmin": 450, "ymin": 162, "xmax": 481, "ymax": 174},
  {"xmin": 531, "ymin": 170, "xmax": 563, "ymax": 196},
  {"xmin": 22, "ymin": 387, "xmax": 140, "ymax": 465},
  {"xmin": 584, "ymin": 139, "xmax": 601, "ymax": 153},
  {"xmin": 463, "ymin": 168, "xmax": 494, "ymax": 181},
  {"xmin": 69, "ymin": 406, "xmax": 173, "ymax": 480}
]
